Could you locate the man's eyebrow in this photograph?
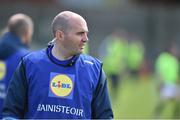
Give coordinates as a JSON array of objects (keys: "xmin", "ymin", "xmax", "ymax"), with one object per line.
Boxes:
[{"xmin": 77, "ymin": 30, "xmax": 89, "ymax": 34}]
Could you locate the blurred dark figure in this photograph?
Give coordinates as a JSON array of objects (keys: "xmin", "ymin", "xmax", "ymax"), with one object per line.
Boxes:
[
  {"xmin": 153, "ymin": 44, "xmax": 180, "ymax": 119},
  {"xmin": 98, "ymin": 30, "xmax": 128, "ymax": 93},
  {"xmin": 0, "ymin": 13, "xmax": 34, "ymax": 118}
]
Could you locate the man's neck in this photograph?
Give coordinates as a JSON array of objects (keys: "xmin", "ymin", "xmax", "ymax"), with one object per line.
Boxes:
[{"xmin": 52, "ymin": 44, "xmax": 73, "ymax": 61}]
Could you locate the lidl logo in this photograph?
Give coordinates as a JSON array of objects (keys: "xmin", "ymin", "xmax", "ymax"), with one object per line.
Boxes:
[
  {"xmin": 0, "ymin": 61, "xmax": 6, "ymax": 81},
  {"xmin": 49, "ymin": 73, "xmax": 75, "ymax": 99},
  {"xmin": 52, "ymin": 81, "xmax": 71, "ymax": 89}
]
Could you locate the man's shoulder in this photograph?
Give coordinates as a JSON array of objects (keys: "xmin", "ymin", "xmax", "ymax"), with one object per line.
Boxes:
[
  {"xmin": 23, "ymin": 49, "xmax": 46, "ymax": 62},
  {"xmin": 16, "ymin": 48, "xmax": 29, "ymax": 56},
  {"xmin": 79, "ymin": 54, "xmax": 102, "ymax": 66}
]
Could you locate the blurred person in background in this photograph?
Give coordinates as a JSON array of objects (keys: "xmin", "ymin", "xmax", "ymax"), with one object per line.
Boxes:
[
  {"xmin": 126, "ymin": 38, "xmax": 145, "ymax": 79},
  {"xmin": 2, "ymin": 11, "xmax": 113, "ymax": 119},
  {"xmin": 153, "ymin": 43, "xmax": 180, "ymax": 119},
  {"xmin": 98, "ymin": 30, "xmax": 128, "ymax": 94},
  {"xmin": 0, "ymin": 13, "xmax": 34, "ymax": 119}
]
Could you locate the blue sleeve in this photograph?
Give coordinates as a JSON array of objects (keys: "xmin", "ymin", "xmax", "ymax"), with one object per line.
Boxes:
[
  {"xmin": 91, "ymin": 68, "xmax": 114, "ymax": 119},
  {"xmin": 2, "ymin": 60, "xmax": 28, "ymax": 119}
]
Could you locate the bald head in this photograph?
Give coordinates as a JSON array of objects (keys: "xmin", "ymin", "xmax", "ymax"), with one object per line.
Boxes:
[
  {"xmin": 51, "ymin": 11, "xmax": 86, "ymax": 37},
  {"xmin": 8, "ymin": 13, "xmax": 33, "ymax": 38}
]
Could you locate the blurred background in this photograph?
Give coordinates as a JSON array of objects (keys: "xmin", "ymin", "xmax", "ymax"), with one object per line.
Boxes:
[{"xmin": 0, "ymin": 0, "xmax": 180, "ymax": 119}]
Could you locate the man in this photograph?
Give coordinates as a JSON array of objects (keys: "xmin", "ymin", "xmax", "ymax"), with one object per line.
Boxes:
[
  {"xmin": 2, "ymin": 11, "xmax": 113, "ymax": 119},
  {"xmin": 0, "ymin": 13, "xmax": 34, "ymax": 118}
]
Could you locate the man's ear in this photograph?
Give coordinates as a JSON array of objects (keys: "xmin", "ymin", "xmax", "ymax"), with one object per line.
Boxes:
[
  {"xmin": 55, "ymin": 30, "xmax": 64, "ymax": 40},
  {"xmin": 21, "ymin": 30, "xmax": 29, "ymax": 45}
]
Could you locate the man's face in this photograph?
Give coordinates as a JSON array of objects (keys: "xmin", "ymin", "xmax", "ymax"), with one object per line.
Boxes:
[
  {"xmin": 27, "ymin": 27, "xmax": 33, "ymax": 44},
  {"xmin": 23, "ymin": 26, "xmax": 33, "ymax": 46},
  {"xmin": 62, "ymin": 18, "xmax": 89, "ymax": 56}
]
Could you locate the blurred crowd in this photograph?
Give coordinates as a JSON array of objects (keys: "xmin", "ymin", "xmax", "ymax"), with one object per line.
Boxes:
[{"xmin": 98, "ymin": 29, "xmax": 180, "ymax": 119}]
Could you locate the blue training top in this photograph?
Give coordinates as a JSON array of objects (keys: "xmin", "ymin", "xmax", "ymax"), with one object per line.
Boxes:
[
  {"xmin": 2, "ymin": 44, "xmax": 113, "ymax": 119},
  {"xmin": 0, "ymin": 32, "xmax": 29, "ymax": 119}
]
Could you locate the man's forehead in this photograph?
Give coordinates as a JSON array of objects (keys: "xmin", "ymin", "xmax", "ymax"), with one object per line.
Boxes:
[
  {"xmin": 69, "ymin": 15, "xmax": 86, "ymax": 24},
  {"xmin": 68, "ymin": 17, "xmax": 88, "ymax": 31}
]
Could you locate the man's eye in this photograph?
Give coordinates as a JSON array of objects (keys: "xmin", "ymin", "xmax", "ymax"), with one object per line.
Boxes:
[{"xmin": 78, "ymin": 32, "xmax": 84, "ymax": 35}]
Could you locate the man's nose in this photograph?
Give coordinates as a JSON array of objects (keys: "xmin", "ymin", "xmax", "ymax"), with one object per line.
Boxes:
[{"xmin": 82, "ymin": 34, "xmax": 89, "ymax": 42}]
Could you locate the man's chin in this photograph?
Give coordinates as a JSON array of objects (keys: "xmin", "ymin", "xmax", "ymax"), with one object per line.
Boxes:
[
  {"xmin": 72, "ymin": 50, "xmax": 82, "ymax": 56},
  {"xmin": 78, "ymin": 49, "xmax": 83, "ymax": 53},
  {"xmin": 78, "ymin": 51, "xmax": 83, "ymax": 54}
]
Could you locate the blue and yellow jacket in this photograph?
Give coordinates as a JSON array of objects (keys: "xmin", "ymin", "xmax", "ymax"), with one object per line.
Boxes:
[
  {"xmin": 2, "ymin": 44, "xmax": 113, "ymax": 119},
  {"xmin": 0, "ymin": 32, "xmax": 29, "ymax": 118}
]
